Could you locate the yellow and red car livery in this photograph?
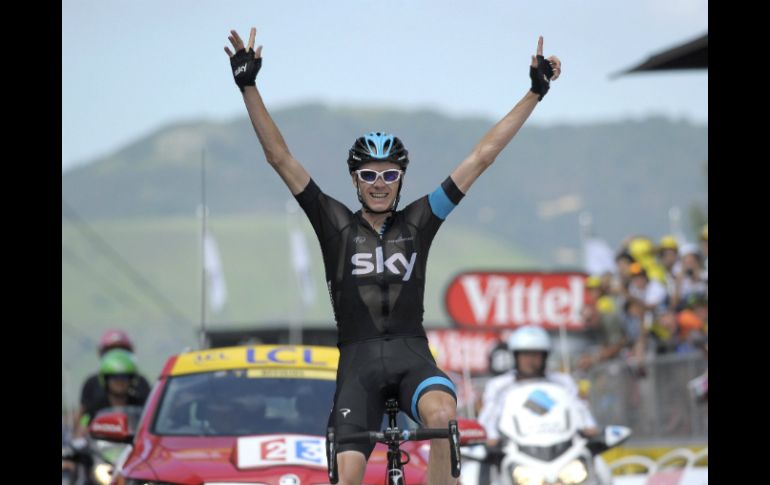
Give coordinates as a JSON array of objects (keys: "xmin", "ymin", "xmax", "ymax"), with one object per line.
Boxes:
[{"xmin": 108, "ymin": 344, "xmax": 446, "ymax": 485}]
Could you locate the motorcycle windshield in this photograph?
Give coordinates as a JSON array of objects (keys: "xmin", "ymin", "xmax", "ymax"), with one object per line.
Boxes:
[
  {"xmin": 517, "ymin": 438, "xmax": 573, "ymax": 461},
  {"xmin": 91, "ymin": 438, "xmax": 129, "ymax": 463}
]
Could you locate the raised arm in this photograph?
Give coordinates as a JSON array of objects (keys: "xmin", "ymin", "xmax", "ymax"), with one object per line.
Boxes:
[
  {"xmin": 225, "ymin": 28, "xmax": 310, "ymax": 195},
  {"xmin": 450, "ymin": 36, "xmax": 561, "ymax": 193}
]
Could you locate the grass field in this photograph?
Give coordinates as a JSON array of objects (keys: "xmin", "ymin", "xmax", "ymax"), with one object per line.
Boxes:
[{"xmin": 62, "ymin": 211, "xmax": 536, "ymax": 409}]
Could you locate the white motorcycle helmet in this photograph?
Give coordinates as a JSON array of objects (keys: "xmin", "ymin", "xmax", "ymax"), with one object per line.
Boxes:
[{"xmin": 507, "ymin": 326, "xmax": 551, "ymax": 376}]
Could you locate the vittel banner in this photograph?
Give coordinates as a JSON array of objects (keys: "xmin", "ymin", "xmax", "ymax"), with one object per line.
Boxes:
[{"xmin": 444, "ymin": 271, "xmax": 588, "ymax": 329}]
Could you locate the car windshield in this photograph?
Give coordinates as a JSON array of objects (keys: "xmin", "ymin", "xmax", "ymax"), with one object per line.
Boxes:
[{"xmin": 152, "ymin": 370, "xmax": 336, "ymax": 436}]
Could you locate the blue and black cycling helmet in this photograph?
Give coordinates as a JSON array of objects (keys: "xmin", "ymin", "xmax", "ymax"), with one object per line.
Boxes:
[{"xmin": 347, "ymin": 132, "xmax": 409, "ymax": 172}]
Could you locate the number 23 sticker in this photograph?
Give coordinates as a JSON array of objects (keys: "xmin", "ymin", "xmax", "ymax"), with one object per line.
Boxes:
[{"xmin": 238, "ymin": 435, "xmax": 326, "ymax": 469}]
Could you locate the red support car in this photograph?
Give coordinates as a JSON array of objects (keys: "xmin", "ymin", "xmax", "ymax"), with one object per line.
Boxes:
[{"xmin": 90, "ymin": 344, "xmax": 485, "ymax": 485}]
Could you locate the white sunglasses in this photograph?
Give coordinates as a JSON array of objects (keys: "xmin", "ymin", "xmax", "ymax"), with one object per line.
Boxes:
[{"xmin": 355, "ymin": 169, "xmax": 403, "ymax": 185}]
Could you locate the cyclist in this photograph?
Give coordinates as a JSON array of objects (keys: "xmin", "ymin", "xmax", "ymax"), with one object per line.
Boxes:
[{"xmin": 225, "ymin": 27, "xmax": 560, "ymax": 485}]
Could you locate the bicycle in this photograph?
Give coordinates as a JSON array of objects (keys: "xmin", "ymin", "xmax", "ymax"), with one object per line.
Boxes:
[{"xmin": 326, "ymin": 397, "xmax": 461, "ymax": 485}]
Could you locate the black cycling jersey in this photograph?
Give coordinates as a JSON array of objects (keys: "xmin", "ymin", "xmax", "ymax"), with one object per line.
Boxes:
[
  {"xmin": 296, "ymin": 175, "xmax": 464, "ymax": 457},
  {"xmin": 295, "ymin": 176, "xmax": 465, "ymax": 345}
]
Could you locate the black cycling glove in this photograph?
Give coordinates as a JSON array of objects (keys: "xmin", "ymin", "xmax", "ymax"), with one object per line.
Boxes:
[
  {"xmin": 230, "ymin": 48, "xmax": 262, "ymax": 92},
  {"xmin": 529, "ymin": 55, "xmax": 554, "ymax": 101}
]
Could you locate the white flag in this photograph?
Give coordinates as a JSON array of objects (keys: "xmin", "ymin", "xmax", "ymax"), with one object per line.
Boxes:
[
  {"xmin": 204, "ymin": 229, "xmax": 227, "ymax": 313},
  {"xmin": 290, "ymin": 228, "xmax": 316, "ymax": 307},
  {"xmin": 582, "ymin": 237, "xmax": 616, "ymax": 276}
]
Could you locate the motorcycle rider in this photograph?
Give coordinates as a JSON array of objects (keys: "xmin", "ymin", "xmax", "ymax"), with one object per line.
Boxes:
[
  {"xmin": 64, "ymin": 348, "xmax": 149, "ymax": 481},
  {"xmin": 477, "ymin": 325, "xmax": 599, "ymax": 447},
  {"xmin": 76, "ymin": 348, "xmax": 149, "ymax": 436},
  {"xmin": 73, "ymin": 329, "xmax": 151, "ymax": 437},
  {"xmin": 475, "ymin": 326, "xmax": 619, "ymax": 485}
]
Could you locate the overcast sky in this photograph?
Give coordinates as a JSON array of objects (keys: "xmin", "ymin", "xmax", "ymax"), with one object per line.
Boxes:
[{"xmin": 62, "ymin": 0, "xmax": 707, "ymax": 172}]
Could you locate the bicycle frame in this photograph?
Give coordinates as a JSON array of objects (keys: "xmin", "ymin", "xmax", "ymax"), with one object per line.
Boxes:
[{"xmin": 384, "ymin": 398, "xmax": 407, "ymax": 485}]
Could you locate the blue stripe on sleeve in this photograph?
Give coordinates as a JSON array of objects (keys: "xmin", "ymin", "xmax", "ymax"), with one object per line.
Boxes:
[{"xmin": 428, "ymin": 185, "xmax": 457, "ymax": 220}]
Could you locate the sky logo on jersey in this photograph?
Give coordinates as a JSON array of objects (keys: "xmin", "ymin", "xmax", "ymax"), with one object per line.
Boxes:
[{"xmin": 351, "ymin": 247, "xmax": 416, "ymax": 281}]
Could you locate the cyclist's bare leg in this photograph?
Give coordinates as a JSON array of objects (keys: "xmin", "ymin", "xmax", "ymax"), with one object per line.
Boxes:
[
  {"xmin": 337, "ymin": 450, "xmax": 367, "ymax": 485},
  {"xmin": 418, "ymin": 390, "xmax": 458, "ymax": 485}
]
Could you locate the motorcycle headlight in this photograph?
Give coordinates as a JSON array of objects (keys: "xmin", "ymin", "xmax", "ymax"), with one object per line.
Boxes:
[
  {"xmin": 92, "ymin": 463, "xmax": 114, "ymax": 485},
  {"xmin": 511, "ymin": 465, "xmax": 544, "ymax": 485},
  {"xmin": 557, "ymin": 459, "xmax": 588, "ymax": 484}
]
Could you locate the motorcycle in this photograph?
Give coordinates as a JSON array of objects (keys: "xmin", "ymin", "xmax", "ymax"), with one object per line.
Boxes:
[
  {"xmin": 461, "ymin": 379, "xmax": 631, "ymax": 485},
  {"xmin": 62, "ymin": 436, "xmax": 130, "ymax": 485},
  {"xmin": 62, "ymin": 405, "xmax": 142, "ymax": 485}
]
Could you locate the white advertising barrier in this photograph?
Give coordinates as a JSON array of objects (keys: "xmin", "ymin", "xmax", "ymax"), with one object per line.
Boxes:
[{"xmin": 610, "ymin": 447, "xmax": 707, "ymax": 485}]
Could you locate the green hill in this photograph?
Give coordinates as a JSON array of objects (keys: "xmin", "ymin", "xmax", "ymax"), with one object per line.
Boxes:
[
  {"xmin": 62, "ymin": 212, "xmax": 534, "ymax": 406},
  {"xmin": 62, "ymin": 104, "xmax": 708, "ymax": 263}
]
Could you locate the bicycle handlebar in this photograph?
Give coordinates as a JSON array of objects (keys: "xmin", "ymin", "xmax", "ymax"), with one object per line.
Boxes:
[
  {"xmin": 328, "ymin": 420, "xmax": 461, "ymax": 483},
  {"xmin": 336, "ymin": 427, "xmax": 451, "ymax": 445}
]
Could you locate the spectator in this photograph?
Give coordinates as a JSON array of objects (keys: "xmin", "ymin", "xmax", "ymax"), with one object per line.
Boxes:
[
  {"xmin": 612, "ymin": 250, "xmax": 635, "ymax": 296},
  {"xmin": 577, "ymin": 275, "xmax": 628, "ymax": 371},
  {"xmin": 628, "ymin": 236, "xmax": 666, "ymax": 283},
  {"xmin": 676, "ymin": 295, "xmax": 708, "ymax": 352},
  {"xmin": 626, "ymin": 262, "xmax": 667, "ymax": 314},
  {"xmin": 648, "ymin": 307, "xmax": 680, "ymax": 354},
  {"xmin": 699, "ymin": 224, "xmax": 708, "ymax": 279},
  {"xmin": 656, "ymin": 235, "xmax": 681, "ymax": 298},
  {"xmin": 621, "ymin": 297, "xmax": 648, "ymax": 377},
  {"xmin": 671, "ymin": 244, "xmax": 708, "ymax": 311}
]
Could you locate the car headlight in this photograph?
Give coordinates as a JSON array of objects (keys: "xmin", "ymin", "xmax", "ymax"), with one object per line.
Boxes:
[
  {"xmin": 92, "ymin": 463, "xmax": 113, "ymax": 485},
  {"xmin": 511, "ymin": 465, "xmax": 544, "ymax": 485},
  {"xmin": 557, "ymin": 459, "xmax": 588, "ymax": 484}
]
